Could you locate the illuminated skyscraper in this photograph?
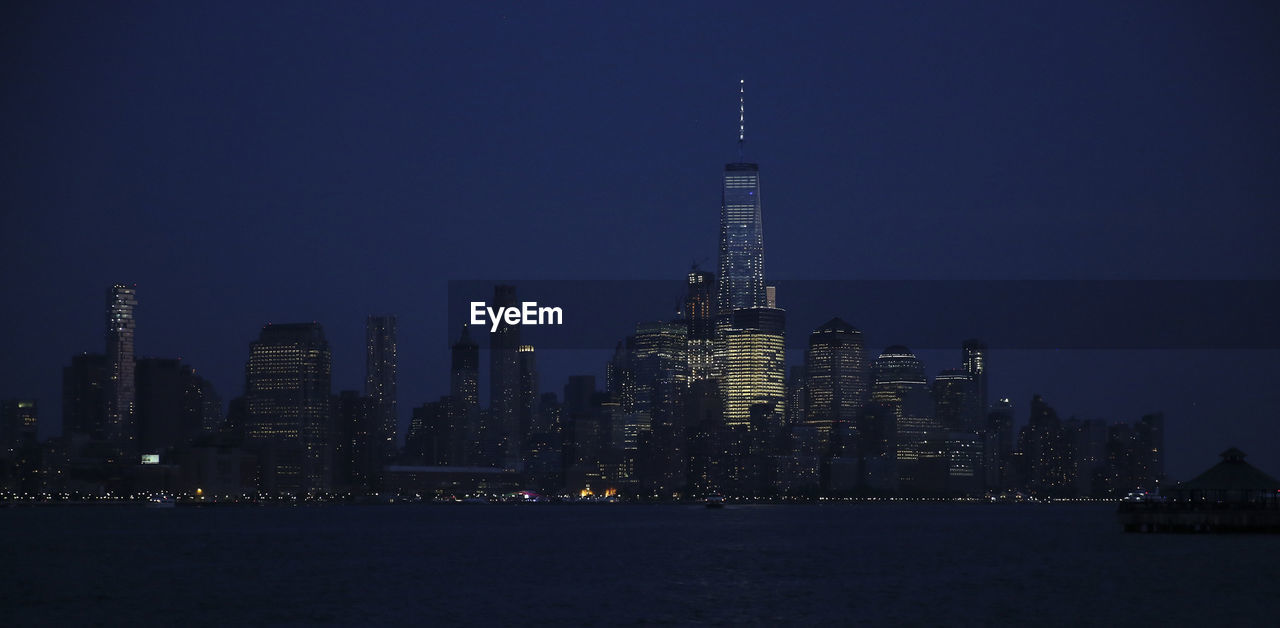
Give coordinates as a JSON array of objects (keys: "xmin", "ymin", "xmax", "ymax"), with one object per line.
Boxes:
[
  {"xmin": 870, "ymin": 345, "xmax": 938, "ymax": 484},
  {"xmin": 365, "ymin": 315, "xmax": 398, "ymax": 460},
  {"xmin": 245, "ymin": 323, "xmax": 332, "ymax": 495},
  {"xmin": 716, "ymin": 80, "xmax": 765, "ymax": 320},
  {"xmin": 105, "ymin": 284, "xmax": 137, "ymax": 452},
  {"xmin": 723, "ymin": 308, "xmax": 786, "ymax": 428},
  {"xmin": 630, "ymin": 320, "xmax": 689, "ymax": 419},
  {"xmin": 804, "ymin": 318, "xmax": 866, "ymax": 424},
  {"xmin": 488, "ymin": 285, "xmax": 521, "ymax": 467},
  {"xmin": 683, "ymin": 269, "xmax": 716, "ymax": 382},
  {"xmin": 450, "ymin": 325, "xmax": 479, "ymax": 465},
  {"xmin": 933, "ymin": 368, "xmax": 981, "ymax": 433},
  {"xmin": 517, "ymin": 344, "xmax": 540, "ymax": 448},
  {"xmin": 962, "ymin": 339, "xmax": 988, "ymax": 414}
]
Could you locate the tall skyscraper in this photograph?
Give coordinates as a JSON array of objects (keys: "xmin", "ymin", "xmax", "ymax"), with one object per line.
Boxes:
[
  {"xmin": 961, "ymin": 339, "xmax": 988, "ymax": 414},
  {"xmin": 723, "ymin": 307, "xmax": 786, "ymax": 428},
  {"xmin": 62, "ymin": 353, "xmax": 107, "ymax": 439},
  {"xmin": 683, "ymin": 269, "xmax": 716, "ymax": 382},
  {"xmin": 450, "ymin": 325, "xmax": 480, "ymax": 465},
  {"xmin": 517, "ymin": 344, "xmax": 540, "ymax": 449},
  {"xmin": 870, "ymin": 345, "xmax": 938, "ymax": 486},
  {"xmin": 716, "ymin": 80, "xmax": 765, "ymax": 320},
  {"xmin": 135, "ymin": 358, "xmax": 217, "ymax": 454},
  {"xmin": 0, "ymin": 399, "xmax": 38, "ymax": 455},
  {"xmin": 488, "ymin": 285, "xmax": 521, "ymax": 467},
  {"xmin": 244, "ymin": 323, "xmax": 332, "ymax": 495},
  {"xmin": 105, "ymin": 284, "xmax": 137, "ymax": 452},
  {"xmin": 804, "ymin": 318, "xmax": 866, "ymax": 425},
  {"xmin": 365, "ymin": 315, "xmax": 398, "ymax": 461},
  {"xmin": 933, "ymin": 368, "xmax": 981, "ymax": 433}
]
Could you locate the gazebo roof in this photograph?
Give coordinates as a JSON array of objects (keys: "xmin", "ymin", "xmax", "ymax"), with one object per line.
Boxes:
[{"xmin": 1177, "ymin": 448, "xmax": 1280, "ymax": 492}]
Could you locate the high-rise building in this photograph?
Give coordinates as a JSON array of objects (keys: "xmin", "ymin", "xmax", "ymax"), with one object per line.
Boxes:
[
  {"xmin": 62, "ymin": 353, "xmax": 107, "ymax": 439},
  {"xmin": 804, "ymin": 318, "xmax": 866, "ymax": 425},
  {"xmin": 716, "ymin": 81, "xmax": 765, "ymax": 320},
  {"xmin": 0, "ymin": 399, "xmax": 38, "ymax": 455},
  {"xmin": 683, "ymin": 269, "xmax": 716, "ymax": 382},
  {"xmin": 365, "ymin": 315, "xmax": 398, "ymax": 461},
  {"xmin": 870, "ymin": 345, "xmax": 938, "ymax": 487},
  {"xmin": 332, "ymin": 390, "xmax": 374, "ymax": 491},
  {"xmin": 135, "ymin": 358, "xmax": 217, "ymax": 455},
  {"xmin": 488, "ymin": 285, "xmax": 521, "ymax": 468},
  {"xmin": 450, "ymin": 325, "xmax": 480, "ymax": 465},
  {"xmin": 933, "ymin": 368, "xmax": 981, "ymax": 433},
  {"xmin": 244, "ymin": 323, "xmax": 332, "ymax": 495},
  {"xmin": 723, "ymin": 308, "xmax": 786, "ymax": 429},
  {"xmin": 517, "ymin": 345, "xmax": 540, "ymax": 449},
  {"xmin": 630, "ymin": 321, "xmax": 689, "ymax": 420},
  {"xmin": 961, "ymin": 339, "xmax": 988, "ymax": 414},
  {"xmin": 105, "ymin": 284, "xmax": 137, "ymax": 452}
]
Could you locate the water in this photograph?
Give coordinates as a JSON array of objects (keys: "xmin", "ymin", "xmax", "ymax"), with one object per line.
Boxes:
[{"xmin": 4, "ymin": 503, "xmax": 1276, "ymax": 626}]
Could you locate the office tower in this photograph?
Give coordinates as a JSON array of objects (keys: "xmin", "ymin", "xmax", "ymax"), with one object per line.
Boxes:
[
  {"xmin": 62, "ymin": 353, "xmax": 107, "ymax": 439},
  {"xmin": 723, "ymin": 307, "xmax": 786, "ymax": 429},
  {"xmin": 870, "ymin": 345, "xmax": 938, "ymax": 487},
  {"xmin": 933, "ymin": 368, "xmax": 981, "ymax": 433},
  {"xmin": 804, "ymin": 318, "xmax": 866, "ymax": 425},
  {"xmin": 1, "ymin": 399, "xmax": 38, "ymax": 454},
  {"xmin": 405, "ymin": 396, "xmax": 455, "ymax": 467},
  {"xmin": 134, "ymin": 358, "xmax": 219, "ymax": 453},
  {"xmin": 105, "ymin": 284, "xmax": 137, "ymax": 452},
  {"xmin": 630, "ymin": 321, "xmax": 689, "ymax": 419},
  {"xmin": 1134, "ymin": 412, "xmax": 1165, "ymax": 489},
  {"xmin": 448, "ymin": 325, "xmax": 479, "ymax": 464},
  {"xmin": 1020, "ymin": 394, "xmax": 1070, "ymax": 496},
  {"xmin": 985, "ymin": 398, "xmax": 1015, "ymax": 489},
  {"xmin": 488, "ymin": 285, "xmax": 521, "ymax": 468},
  {"xmin": 517, "ymin": 345, "xmax": 540, "ymax": 448},
  {"xmin": 785, "ymin": 365, "xmax": 806, "ymax": 426},
  {"xmin": 961, "ymin": 339, "xmax": 988, "ymax": 414},
  {"xmin": 332, "ymin": 391, "xmax": 374, "ymax": 490},
  {"xmin": 716, "ymin": 81, "xmax": 765, "ymax": 319},
  {"xmin": 244, "ymin": 323, "xmax": 332, "ymax": 495},
  {"xmin": 683, "ymin": 269, "xmax": 716, "ymax": 382},
  {"xmin": 365, "ymin": 315, "xmax": 398, "ymax": 461},
  {"xmin": 606, "ymin": 339, "xmax": 636, "ymax": 412}
]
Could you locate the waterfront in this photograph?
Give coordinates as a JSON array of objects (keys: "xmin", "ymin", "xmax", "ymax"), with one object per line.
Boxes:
[{"xmin": 5, "ymin": 503, "xmax": 1277, "ymax": 626}]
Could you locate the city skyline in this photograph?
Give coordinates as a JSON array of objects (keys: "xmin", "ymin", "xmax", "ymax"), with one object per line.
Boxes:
[{"xmin": 3, "ymin": 2, "xmax": 1278, "ymax": 484}]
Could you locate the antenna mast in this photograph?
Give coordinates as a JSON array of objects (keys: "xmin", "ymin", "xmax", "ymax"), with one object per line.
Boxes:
[{"xmin": 738, "ymin": 78, "xmax": 745, "ymax": 162}]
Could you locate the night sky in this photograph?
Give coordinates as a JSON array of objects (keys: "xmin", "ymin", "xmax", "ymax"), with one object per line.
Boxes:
[{"xmin": 3, "ymin": 2, "xmax": 1278, "ymax": 480}]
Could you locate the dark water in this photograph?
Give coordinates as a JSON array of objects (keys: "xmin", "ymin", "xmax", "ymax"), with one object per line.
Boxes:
[{"xmin": 3, "ymin": 503, "xmax": 1277, "ymax": 626}]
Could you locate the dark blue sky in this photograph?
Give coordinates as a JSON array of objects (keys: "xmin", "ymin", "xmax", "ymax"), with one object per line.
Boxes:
[{"xmin": 2, "ymin": 2, "xmax": 1278, "ymax": 480}]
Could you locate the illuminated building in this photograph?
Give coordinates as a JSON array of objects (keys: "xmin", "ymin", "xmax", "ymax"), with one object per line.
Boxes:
[
  {"xmin": 244, "ymin": 323, "xmax": 332, "ymax": 495},
  {"xmin": 630, "ymin": 320, "xmax": 689, "ymax": 420},
  {"xmin": 932, "ymin": 368, "xmax": 980, "ymax": 433},
  {"xmin": 683, "ymin": 269, "xmax": 716, "ymax": 382},
  {"xmin": 517, "ymin": 344, "xmax": 540, "ymax": 448},
  {"xmin": 870, "ymin": 345, "xmax": 938, "ymax": 486},
  {"xmin": 962, "ymin": 339, "xmax": 988, "ymax": 414},
  {"xmin": 716, "ymin": 81, "xmax": 765, "ymax": 320},
  {"xmin": 365, "ymin": 315, "xmax": 398, "ymax": 463},
  {"xmin": 804, "ymin": 317, "xmax": 866, "ymax": 425},
  {"xmin": 723, "ymin": 307, "xmax": 786, "ymax": 429},
  {"xmin": 105, "ymin": 284, "xmax": 137, "ymax": 453},
  {"xmin": 488, "ymin": 285, "xmax": 521, "ymax": 468},
  {"xmin": 450, "ymin": 325, "xmax": 480, "ymax": 465}
]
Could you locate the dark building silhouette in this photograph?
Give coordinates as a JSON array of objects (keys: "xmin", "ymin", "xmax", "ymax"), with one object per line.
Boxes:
[
  {"xmin": 870, "ymin": 345, "xmax": 937, "ymax": 491},
  {"xmin": 488, "ymin": 285, "xmax": 521, "ymax": 468},
  {"xmin": 104, "ymin": 284, "xmax": 137, "ymax": 454},
  {"xmin": 244, "ymin": 323, "xmax": 332, "ymax": 495},
  {"xmin": 62, "ymin": 353, "xmax": 108, "ymax": 440},
  {"xmin": 365, "ymin": 315, "xmax": 398, "ymax": 463},
  {"xmin": 933, "ymin": 368, "xmax": 980, "ymax": 433},
  {"xmin": 450, "ymin": 325, "xmax": 480, "ymax": 465},
  {"xmin": 1, "ymin": 399, "xmax": 38, "ymax": 455},
  {"xmin": 683, "ymin": 268, "xmax": 716, "ymax": 382},
  {"xmin": 332, "ymin": 390, "xmax": 374, "ymax": 491},
  {"xmin": 135, "ymin": 358, "xmax": 218, "ymax": 455},
  {"xmin": 961, "ymin": 339, "xmax": 988, "ymax": 414}
]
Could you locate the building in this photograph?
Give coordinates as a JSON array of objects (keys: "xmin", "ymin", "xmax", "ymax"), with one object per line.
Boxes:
[
  {"xmin": 804, "ymin": 317, "xmax": 866, "ymax": 426},
  {"xmin": 932, "ymin": 368, "xmax": 981, "ymax": 433},
  {"xmin": 683, "ymin": 269, "xmax": 716, "ymax": 382},
  {"xmin": 869, "ymin": 345, "xmax": 937, "ymax": 490},
  {"xmin": 135, "ymin": 358, "xmax": 219, "ymax": 456},
  {"xmin": 722, "ymin": 307, "xmax": 786, "ymax": 429},
  {"xmin": 62, "ymin": 353, "xmax": 108, "ymax": 439},
  {"xmin": 716, "ymin": 81, "xmax": 765, "ymax": 320},
  {"xmin": 517, "ymin": 344, "xmax": 540, "ymax": 451},
  {"xmin": 1, "ymin": 399, "xmax": 38, "ymax": 455},
  {"xmin": 105, "ymin": 284, "xmax": 137, "ymax": 453},
  {"xmin": 961, "ymin": 339, "xmax": 988, "ymax": 415},
  {"xmin": 365, "ymin": 315, "xmax": 398, "ymax": 463},
  {"xmin": 244, "ymin": 323, "xmax": 332, "ymax": 495},
  {"xmin": 450, "ymin": 325, "xmax": 480, "ymax": 465},
  {"xmin": 488, "ymin": 285, "xmax": 521, "ymax": 468},
  {"xmin": 332, "ymin": 390, "xmax": 374, "ymax": 492}
]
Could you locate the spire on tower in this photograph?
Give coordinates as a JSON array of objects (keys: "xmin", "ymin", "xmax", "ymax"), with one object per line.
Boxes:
[{"xmin": 738, "ymin": 78, "xmax": 745, "ymax": 161}]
